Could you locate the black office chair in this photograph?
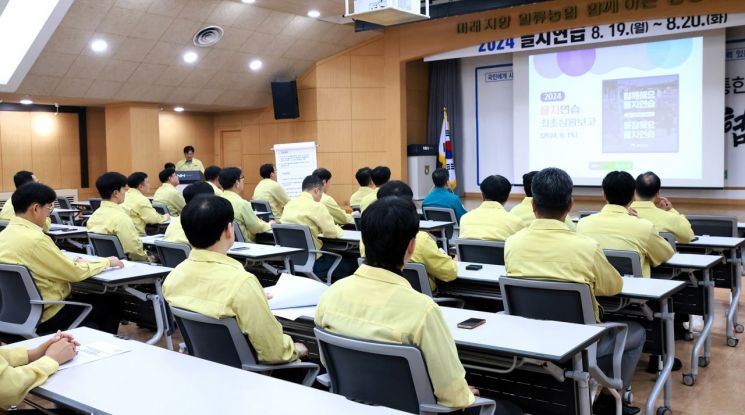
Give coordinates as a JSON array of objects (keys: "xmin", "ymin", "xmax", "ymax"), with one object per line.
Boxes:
[
  {"xmin": 314, "ymin": 328, "xmax": 497, "ymax": 415},
  {"xmin": 402, "ymin": 263, "xmax": 464, "ymax": 308},
  {"xmin": 0, "ymin": 221, "xmax": 7, "ymax": 232},
  {"xmin": 422, "ymin": 207, "xmax": 457, "ymax": 239},
  {"xmin": 89, "ymin": 198, "xmax": 102, "ymax": 212},
  {"xmin": 603, "ymin": 249, "xmax": 643, "ymax": 278},
  {"xmin": 88, "ymin": 233, "xmax": 127, "ymax": 259},
  {"xmin": 56, "ymin": 197, "xmax": 73, "ymax": 210},
  {"xmin": 658, "ymin": 232, "xmax": 677, "ymax": 252},
  {"xmin": 250, "ymin": 200, "xmax": 274, "ymax": 222},
  {"xmin": 272, "ymin": 224, "xmax": 342, "ymax": 284},
  {"xmin": 172, "ymin": 307, "xmax": 319, "ymax": 386},
  {"xmin": 578, "ymin": 210, "xmax": 598, "ymax": 219},
  {"xmin": 454, "ymin": 239, "xmax": 505, "ymax": 265},
  {"xmin": 154, "ymin": 240, "xmax": 191, "ymax": 268},
  {"xmin": 686, "ymin": 215, "xmax": 737, "ymax": 237},
  {"xmin": 232, "ymin": 221, "xmax": 246, "ymax": 243},
  {"xmin": 152, "ymin": 202, "xmax": 170, "ymax": 216}
]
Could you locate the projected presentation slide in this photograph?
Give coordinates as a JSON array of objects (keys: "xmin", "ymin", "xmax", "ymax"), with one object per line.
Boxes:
[{"xmin": 527, "ymin": 37, "xmax": 703, "ymax": 183}]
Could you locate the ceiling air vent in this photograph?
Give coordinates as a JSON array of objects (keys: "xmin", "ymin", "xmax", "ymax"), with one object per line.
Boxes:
[{"xmin": 193, "ymin": 26, "xmax": 224, "ymax": 47}]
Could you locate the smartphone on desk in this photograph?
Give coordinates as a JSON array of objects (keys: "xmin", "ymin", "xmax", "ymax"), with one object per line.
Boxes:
[
  {"xmin": 465, "ymin": 264, "xmax": 483, "ymax": 271},
  {"xmin": 232, "ymin": 247, "xmax": 251, "ymax": 251},
  {"xmin": 690, "ymin": 236, "xmax": 699, "ymax": 242},
  {"xmin": 457, "ymin": 318, "xmax": 486, "ymax": 329}
]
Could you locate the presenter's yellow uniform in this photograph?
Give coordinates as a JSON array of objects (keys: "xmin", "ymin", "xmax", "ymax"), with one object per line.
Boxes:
[
  {"xmin": 459, "ymin": 201, "xmax": 524, "ymax": 240},
  {"xmin": 175, "ymin": 158, "xmax": 204, "ymax": 172},
  {"xmin": 86, "ymin": 201, "xmax": 148, "ymax": 261},
  {"xmin": 577, "ymin": 204, "xmax": 674, "ymax": 277},
  {"xmin": 630, "ymin": 200, "xmax": 694, "ymax": 243},
  {"xmin": 510, "ymin": 197, "xmax": 576, "ymax": 230},
  {"xmin": 349, "ymin": 186, "xmax": 374, "ymax": 207},
  {"xmin": 316, "ymin": 265, "xmax": 474, "ymax": 408},
  {"xmin": 505, "ymin": 219, "xmax": 623, "ymax": 321},
  {"xmin": 320, "ymin": 193, "xmax": 353, "ymax": 225},
  {"xmin": 122, "ymin": 188, "xmax": 167, "ymax": 235},
  {"xmin": 280, "ymin": 192, "xmax": 344, "ymax": 251},
  {"xmin": 163, "ymin": 216, "xmax": 188, "ymax": 245},
  {"xmin": 153, "ymin": 183, "xmax": 185, "ymax": 216},
  {"xmin": 0, "ymin": 200, "xmax": 51, "ymax": 231},
  {"xmin": 252, "ymin": 178, "xmax": 290, "ymax": 219},
  {"xmin": 222, "ymin": 190, "xmax": 271, "ymax": 243},
  {"xmin": 0, "ymin": 216, "xmax": 108, "ymax": 322},
  {"xmin": 0, "ymin": 348, "xmax": 59, "ymax": 407},
  {"xmin": 163, "ymin": 249, "xmax": 299, "ymax": 364}
]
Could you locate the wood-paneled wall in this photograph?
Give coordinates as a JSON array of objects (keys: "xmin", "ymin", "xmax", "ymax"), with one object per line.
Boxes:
[
  {"xmin": 159, "ymin": 112, "xmax": 215, "ymax": 169},
  {"xmin": 406, "ymin": 60, "xmax": 429, "ymax": 145}
]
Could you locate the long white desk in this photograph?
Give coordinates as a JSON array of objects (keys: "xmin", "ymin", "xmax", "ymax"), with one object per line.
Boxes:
[
  {"xmin": 62, "ymin": 252, "xmax": 174, "ymax": 349},
  {"xmin": 7, "ymin": 328, "xmax": 403, "ymax": 415},
  {"xmin": 419, "ymin": 220, "xmax": 455, "ymax": 250}
]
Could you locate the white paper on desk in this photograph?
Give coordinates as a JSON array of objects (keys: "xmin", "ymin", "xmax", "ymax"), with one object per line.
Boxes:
[
  {"xmin": 58, "ymin": 341, "xmax": 131, "ymax": 370},
  {"xmin": 266, "ymin": 274, "xmax": 327, "ymax": 310},
  {"xmin": 272, "ymin": 305, "xmax": 317, "ymax": 321}
]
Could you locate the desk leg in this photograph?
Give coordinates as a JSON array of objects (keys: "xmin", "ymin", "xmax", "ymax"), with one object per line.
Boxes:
[
  {"xmin": 154, "ymin": 279, "xmax": 174, "ymax": 351},
  {"xmin": 683, "ymin": 268, "xmax": 714, "ymax": 386},
  {"xmin": 123, "ymin": 284, "xmax": 168, "ymax": 348},
  {"xmin": 726, "ymin": 247, "xmax": 743, "ymax": 346},
  {"xmin": 439, "ymin": 229, "xmax": 448, "ymax": 252},
  {"xmin": 572, "ymin": 352, "xmax": 592, "ymax": 415},
  {"xmin": 646, "ymin": 298, "xmax": 674, "ymax": 415}
]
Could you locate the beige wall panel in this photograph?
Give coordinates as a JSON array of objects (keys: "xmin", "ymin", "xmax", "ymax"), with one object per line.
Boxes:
[
  {"xmin": 221, "ymin": 130, "xmax": 243, "ymax": 168},
  {"xmin": 298, "ymin": 89, "xmax": 318, "ymax": 121},
  {"xmin": 86, "ymin": 108, "xmax": 107, "ymax": 186},
  {"xmin": 298, "ymin": 67, "xmax": 317, "ymax": 90},
  {"xmin": 352, "ymin": 152, "xmax": 390, "ymax": 175},
  {"xmin": 317, "ymin": 120, "xmax": 352, "ymax": 153},
  {"xmin": 104, "ymin": 106, "xmax": 133, "ymax": 174},
  {"xmin": 317, "ymin": 152, "xmax": 353, "ymax": 185},
  {"xmin": 57, "ymin": 114, "xmax": 81, "ymax": 189},
  {"xmin": 350, "ymin": 120, "xmax": 384, "ymax": 153},
  {"xmin": 259, "ymin": 109, "xmax": 276, "ymax": 124},
  {"xmin": 259, "ymin": 123, "xmax": 279, "ymax": 152},
  {"xmin": 316, "ymin": 88, "xmax": 351, "ymax": 121},
  {"xmin": 276, "ymin": 122, "xmax": 295, "ymax": 142},
  {"xmin": 241, "ymin": 123, "xmax": 261, "ymax": 155},
  {"xmin": 351, "ymin": 39, "xmax": 384, "ymax": 56},
  {"xmin": 241, "ymin": 111, "xmax": 261, "ymax": 126},
  {"xmin": 242, "ymin": 154, "xmax": 262, "ymax": 186},
  {"xmin": 129, "ymin": 106, "xmax": 161, "ymax": 179},
  {"xmin": 327, "ymin": 184, "xmax": 356, "ymax": 207},
  {"xmin": 407, "ymin": 121, "xmax": 427, "ymax": 145},
  {"xmin": 351, "ymin": 56, "xmax": 385, "ymax": 88},
  {"xmin": 214, "ymin": 112, "xmax": 243, "ymax": 130},
  {"xmin": 159, "ymin": 112, "xmax": 214, "ymax": 168},
  {"xmin": 351, "ymin": 88, "xmax": 385, "ymax": 120},
  {"xmin": 1, "ymin": 112, "xmax": 32, "ymax": 190},
  {"xmin": 316, "ymin": 55, "xmax": 351, "ymax": 88},
  {"xmin": 294, "ymin": 121, "xmax": 318, "ymax": 143},
  {"xmin": 406, "ymin": 60, "xmax": 429, "ymax": 91},
  {"xmin": 29, "ymin": 113, "xmax": 61, "ymax": 189},
  {"xmin": 407, "ymin": 91, "xmax": 428, "ymax": 122}
]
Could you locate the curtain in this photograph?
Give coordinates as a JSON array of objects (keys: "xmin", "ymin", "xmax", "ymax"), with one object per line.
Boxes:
[{"xmin": 427, "ymin": 59, "xmax": 464, "ymax": 196}]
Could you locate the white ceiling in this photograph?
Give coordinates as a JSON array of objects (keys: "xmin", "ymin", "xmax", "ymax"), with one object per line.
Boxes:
[{"xmin": 1, "ymin": 0, "xmax": 380, "ymax": 110}]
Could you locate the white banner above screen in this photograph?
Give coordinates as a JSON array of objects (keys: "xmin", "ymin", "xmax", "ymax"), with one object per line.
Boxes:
[
  {"xmin": 273, "ymin": 142, "xmax": 318, "ymax": 197},
  {"xmin": 425, "ymin": 13, "xmax": 744, "ymax": 62},
  {"xmin": 725, "ymin": 40, "xmax": 745, "ymax": 187}
]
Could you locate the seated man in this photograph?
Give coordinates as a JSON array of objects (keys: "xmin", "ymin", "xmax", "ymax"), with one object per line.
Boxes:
[
  {"xmin": 505, "ymin": 167, "xmax": 643, "ymax": 415},
  {"xmin": 87, "ymin": 172, "xmax": 149, "ymax": 261},
  {"xmin": 359, "ymin": 181, "xmax": 456, "ymax": 292},
  {"xmin": 422, "ymin": 168, "xmax": 467, "ymax": 223},
  {"xmin": 1, "ymin": 332, "xmax": 77, "ymax": 408},
  {"xmin": 0, "ymin": 170, "xmax": 51, "ymax": 231},
  {"xmin": 204, "ymin": 165, "xmax": 223, "ymax": 196},
  {"xmin": 252, "ymin": 163, "xmax": 290, "ymax": 219},
  {"xmin": 312, "ymin": 167, "xmax": 353, "ymax": 226},
  {"xmin": 164, "ymin": 182, "xmax": 215, "ymax": 245},
  {"xmin": 631, "ymin": 171, "xmax": 694, "ymax": 243},
  {"xmin": 359, "ymin": 165, "xmax": 391, "ymax": 212},
  {"xmin": 316, "ymin": 196, "xmax": 482, "ymax": 410},
  {"xmin": 281, "ymin": 175, "xmax": 355, "ymax": 279},
  {"xmin": 122, "ymin": 172, "xmax": 170, "ymax": 235},
  {"xmin": 577, "ymin": 171, "xmax": 674, "ymax": 277},
  {"xmin": 164, "ymin": 162, "xmax": 176, "ymax": 169},
  {"xmin": 219, "ymin": 167, "xmax": 271, "ymax": 242},
  {"xmin": 175, "ymin": 145, "xmax": 204, "ymax": 172},
  {"xmin": 153, "ymin": 167, "xmax": 186, "ymax": 215},
  {"xmin": 163, "ymin": 195, "xmax": 308, "ymax": 365},
  {"xmin": 349, "ymin": 167, "xmax": 374, "ymax": 207},
  {"xmin": 460, "ymin": 175, "xmax": 523, "ymax": 241},
  {"xmin": 510, "ymin": 171, "xmax": 575, "ymax": 230},
  {"xmin": 0, "ymin": 183, "xmax": 123, "ymax": 334}
]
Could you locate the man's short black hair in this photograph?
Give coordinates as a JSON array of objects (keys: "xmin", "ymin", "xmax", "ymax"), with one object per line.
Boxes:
[
  {"xmin": 312, "ymin": 168, "xmax": 332, "ymax": 183},
  {"xmin": 159, "ymin": 168, "xmax": 176, "ymax": 183},
  {"xmin": 164, "ymin": 162, "xmax": 175, "ymax": 170},
  {"xmin": 522, "ymin": 171, "xmax": 538, "ymax": 197},
  {"xmin": 181, "ymin": 196, "xmax": 234, "ymax": 249},
  {"xmin": 182, "ymin": 182, "xmax": 214, "ymax": 204},
  {"xmin": 218, "ymin": 167, "xmax": 242, "ymax": 190},
  {"xmin": 480, "ymin": 175, "xmax": 512, "ymax": 204},
  {"xmin": 183, "ymin": 145, "xmax": 195, "ymax": 154},
  {"xmin": 12, "ymin": 182, "xmax": 56, "ymax": 214},
  {"xmin": 636, "ymin": 171, "xmax": 661, "ymax": 200},
  {"xmin": 362, "ymin": 196, "xmax": 419, "ymax": 271},
  {"xmin": 13, "ymin": 171, "xmax": 35, "ymax": 189},
  {"xmin": 355, "ymin": 167, "xmax": 372, "ymax": 186},
  {"xmin": 204, "ymin": 165, "xmax": 221, "ymax": 181},
  {"xmin": 602, "ymin": 171, "xmax": 636, "ymax": 206},
  {"xmin": 532, "ymin": 167, "xmax": 573, "ymax": 219},
  {"xmin": 377, "ymin": 180, "xmax": 413, "ymax": 200},
  {"xmin": 431, "ymin": 168, "xmax": 449, "ymax": 187},
  {"xmin": 259, "ymin": 164, "xmax": 274, "ymax": 179},
  {"xmin": 127, "ymin": 172, "xmax": 148, "ymax": 189},
  {"xmin": 370, "ymin": 166, "xmax": 391, "ymax": 186},
  {"xmin": 302, "ymin": 174, "xmax": 324, "ymax": 192},
  {"xmin": 96, "ymin": 172, "xmax": 128, "ymax": 200}
]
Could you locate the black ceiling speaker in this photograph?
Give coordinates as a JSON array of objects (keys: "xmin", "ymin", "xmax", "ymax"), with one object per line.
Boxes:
[{"xmin": 271, "ymin": 80, "xmax": 300, "ymax": 120}]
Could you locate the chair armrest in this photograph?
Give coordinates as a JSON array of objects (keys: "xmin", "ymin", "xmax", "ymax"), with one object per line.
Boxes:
[
  {"xmin": 420, "ymin": 397, "xmax": 497, "ymax": 415},
  {"xmin": 242, "ymin": 361, "xmax": 320, "ymax": 387},
  {"xmin": 316, "ymin": 373, "xmax": 330, "ymax": 388},
  {"xmin": 309, "ymin": 250, "xmax": 343, "ymax": 284},
  {"xmin": 588, "ymin": 322, "xmax": 628, "ymax": 390},
  {"xmin": 308, "ymin": 250, "xmax": 342, "ymax": 259},
  {"xmin": 29, "ymin": 300, "xmax": 93, "ymax": 331}
]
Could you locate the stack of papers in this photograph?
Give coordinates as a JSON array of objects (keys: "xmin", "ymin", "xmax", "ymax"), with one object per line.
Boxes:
[
  {"xmin": 59, "ymin": 341, "xmax": 131, "ymax": 370},
  {"xmin": 266, "ymin": 273, "xmax": 328, "ymax": 310}
]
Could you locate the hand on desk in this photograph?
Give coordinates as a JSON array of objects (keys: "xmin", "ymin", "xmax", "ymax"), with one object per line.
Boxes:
[
  {"xmin": 107, "ymin": 257, "xmax": 124, "ymax": 268},
  {"xmin": 28, "ymin": 331, "xmax": 79, "ymax": 364},
  {"xmin": 295, "ymin": 342, "xmax": 309, "ymax": 358}
]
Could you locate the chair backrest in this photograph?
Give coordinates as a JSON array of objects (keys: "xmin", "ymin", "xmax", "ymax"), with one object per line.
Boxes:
[
  {"xmin": 171, "ymin": 307, "xmax": 258, "ymax": 369},
  {"xmin": 578, "ymin": 210, "xmax": 597, "ymax": 219},
  {"xmin": 422, "ymin": 207, "xmax": 457, "ymax": 237},
  {"xmin": 271, "ymin": 224, "xmax": 316, "ymax": 272},
  {"xmin": 499, "ymin": 277, "xmax": 596, "ymax": 324},
  {"xmin": 401, "ymin": 263, "xmax": 433, "ymax": 297},
  {"xmin": 88, "ymin": 233, "xmax": 127, "ymax": 259},
  {"xmin": 314, "ymin": 327, "xmax": 436, "ymax": 414},
  {"xmin": 151, "ymin": 202, "xmax": 170, "ymax": 215},
  {"xmin": 0, "ymin": 263, "xmax": 43, "ymax": 339},
  {"xmin": 353, "ymin": 216, "xmax": 362, "ymax": 231},
  {"xmin": 603, "ymin": 249, "xmax": 643, "ymax": 278},
  {"xmin": 50, "ymin": 211, "xmax": 63, "ymax": 225},
  {"xmin": 154, "ymin": 240, "xmax": 191, "ymax": 268},
  {"xmin": 56, "ymin": 197, "xmax": 72, "ymax": 210},
  {"xmin": 454, "ymin": 239, "xmax": 505, "ymax": 265},
  {"xmin": 232, "ymin": 221, "xmax": 246, "ymax": 243},
  {"xmin": 686, "ymin": 215, "xmax": 737, "ymax": 237},
  {"xmin": 0, "ymin": 221, "xmax": 7, "ymax": 232},
  {"xmin": 250, "ymin": 200, "xmax": 272, "ymax": 216},
  {"xmin": 89, "ymin": 198, "xmax": 102, "ymax": 212},
  {"xmin": 659, "ymin": 232, "xmax": 677, "ymax": 251}
]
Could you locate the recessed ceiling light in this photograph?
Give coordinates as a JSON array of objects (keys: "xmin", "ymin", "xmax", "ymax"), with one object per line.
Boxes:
[
  {"xmin": 307, "ymin": 10, "xmax": 321, "ymax": 18},
  {"xmin": 174, "ymin": 106, "xmax": 185, "ymax": 112},
  {"xmin": 182, "ymin": 51, "xmax": 198, "ymax": 64},
  {"xmin": 241, "ymin": 0, "xmax": 255, "ymax": 3},
  {"xmin": 249, "ymin": 59, "xmax": 263, "ymax": 71},
  {"xmin": 90, "ymin": 39, "xmax": 108, "ymax": 53},
  {"xmin": 20, "ymin": 99, "xmax": 33, "ymax": 105}
]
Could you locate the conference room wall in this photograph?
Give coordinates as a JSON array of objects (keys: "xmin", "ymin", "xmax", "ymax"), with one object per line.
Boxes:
[
  {"xmin": 406, "ymin": 59, "xmax": 429, "ymax": 145},
  {"xmin": 159, "ymin": 112, "xmax": 215, "ymax": 172}
]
